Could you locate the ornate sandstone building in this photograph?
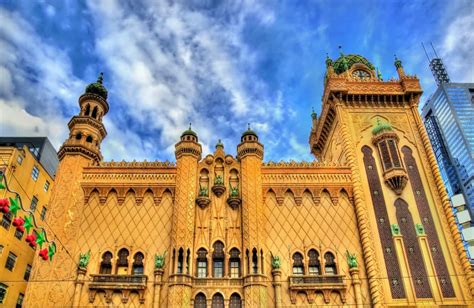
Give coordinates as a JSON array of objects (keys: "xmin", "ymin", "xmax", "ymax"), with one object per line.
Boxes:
[{"xmin": 24, "ymin": 55, "xmax": 474, "ymax": 307}]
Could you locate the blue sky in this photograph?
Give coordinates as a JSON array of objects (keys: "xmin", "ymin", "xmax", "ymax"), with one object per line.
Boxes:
[{"xmin": 0, "ymin": 0, "xmax": 472, "ymax": 162}]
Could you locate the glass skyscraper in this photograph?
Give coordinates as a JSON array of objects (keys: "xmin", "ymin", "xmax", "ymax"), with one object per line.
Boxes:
[
  {"xmin": 422, "ymin": 83, "xmax": 474, "ymax": 212},
  {"xmin": 422, "ymin": 82, "xmax": 474, "ymax": 260}
]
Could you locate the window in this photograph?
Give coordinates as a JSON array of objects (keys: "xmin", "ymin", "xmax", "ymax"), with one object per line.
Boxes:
[
  {"xmin": 308, "ymin": 249, "xmax": 320, "ymax": 275},
  {"xmin": 229, "ymin": 293, "xmax": 242, "ymax": 308},
  {"xmin": 292, "ymin": 252, "xmax": 304, "ymax": 275},
  {"xmin": 117, "ymin": 248, "xmax": 129, "ymax": 270},
  {"xmin": 211, "ymin": 293, "xmax": 224, "ymax": 308},
  {"xmin": 100, "ymin": 252, "xmax": 112, "ymax": 274},
  {"xmin": 44, "ymin": 181, "xmax": 50, "ymax": 192},
  {"xmin": 0, "ymin": 245, "xmax": 3, "ymax": 255},
  {"xmin": 177, "ymin": 248, "xmax": 184, "ymax": 274},
  {"xmin": 196, "ymin": 248, "xmax": 208, "ymax": 278},
  {"xmin": 324, "ymin": 252, "xmax": 337, "ymax": 275},
  {"xmin": 194, "ymin": 293, "xmax": 206, "ymax": 308},
  {"xmin": 132, "ymin": 252, "xmax": 144, "ymax": 274},
  {"xmin": 30, "ymin": 197, "xmax": 38, "ymax": 212},
  {"xmin": 14, "ymin": 229, "xmax": 24, "ymax": 240},
  {"xmin": 252, "ymin": 248, "xmax": 258, "ymax": 274},
  {"xmin": 31, "ymin": 166, "xmax": 39, "ymax": 181},
  {"xmin": 24, "ymin": 264, "xmax": 32, "ymax": 281},
  {"xmin": 229, "ymin": 248, "xmax": 241, "ymax": 278},
  {"xmin": 1, "ymin": 212, "xmax": 12, "ymax": 229},
  {"xmin": 212, "ymin": 241, "xmax": 224, "ymax": 278},
  {"xmin": 0, "ymin": 283, "xmax": 7, "ymax": 304},
  {"xmin": 17, "ymin": 155, "xmax": 23, "ymax": 165},
  {"xmin": 40, "ymin": 206, "xmax": 47, "ymax": 221},
  {"xmin": 5, "ymin": 252, "xmax": 17, "ymax": 271},
  {"xmin": 16, "ymin": 292, "xmax": 24, "ymax": 308}
]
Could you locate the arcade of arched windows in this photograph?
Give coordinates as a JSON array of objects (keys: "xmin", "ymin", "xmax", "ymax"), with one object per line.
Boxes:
[
  {"xmin": 193, "ymin": 292, "xmax": 242, "ymax": 308},
  {"xmin": 290, "ymin": 249, "xmax": 338, "ymax": 276},
  {"xmin": 97, "ymin": 248, "xmax": 145, "ymax": 275}
]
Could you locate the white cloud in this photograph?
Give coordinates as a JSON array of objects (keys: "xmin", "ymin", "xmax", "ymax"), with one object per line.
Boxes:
[
  {"xmin": 442, "ymin": 8, "xmax": 474, "ymax": 82},
  {"xmin": 85, "ymin": 0, "xmax": 293, "ymax": 160}
]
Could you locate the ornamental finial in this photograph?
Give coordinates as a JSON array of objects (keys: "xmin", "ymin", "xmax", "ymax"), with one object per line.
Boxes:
[
  {"xmin": 97, "ymin": 72, "xmax": 104, "ymax": 84},
  {"xmin": 394, "ymin": 54, "xmax": 403, "ymax": 69}
]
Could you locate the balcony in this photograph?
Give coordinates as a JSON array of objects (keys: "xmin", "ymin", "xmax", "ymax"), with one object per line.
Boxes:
[
  {"xmin": 88, "ymin": 274, "xmax": 147, "ymax": 304},
  {"xmin": 89, "ymin": 274, "xmax": 147, "ymax": 289},
  {"xmin": 288, "ymin": 274, "xmax": 347, "ymax": 304}
]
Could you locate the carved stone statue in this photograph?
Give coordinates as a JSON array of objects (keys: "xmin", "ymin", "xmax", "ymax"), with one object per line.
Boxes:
[
  {"xmin": 271, "ymin": 255, "xmax": 281, "ymax": 269},
  {"xmin": 155, "ymin": 251, "xmax": 167, "ymax": 269},
  {"xmin": 198, "ymin": 184, "xmax": 208, "ymax": 197},
  {"xmin": 78, "ymin": 250, "xmax": 91, "ymax": 269},
  {"xmin": 229, "ymin": 184, "xmax": 239, "ymax": 198},
  {"xmin": 214, "ymin": 175, "xmax": 224, "ymax": 185},
  {"xmin": 346, "ymin": 250, "xmax": 358, "ymax": 269}
]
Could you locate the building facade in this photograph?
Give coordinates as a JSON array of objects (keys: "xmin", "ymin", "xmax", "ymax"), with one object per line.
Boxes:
[
  {"xmin": 24, "ymin": 56, "xmax": 474, "ymax": 307},
  {"xmin": 0, "ymin": 138, "xmax": 58, "ymax": 307}
]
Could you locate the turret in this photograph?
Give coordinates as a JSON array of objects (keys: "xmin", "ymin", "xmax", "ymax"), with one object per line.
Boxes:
[
  {"xmin": 58, "ymin": 73, "xmax": 108, "ymax": 162},
  {"xmin": 168, "ymin": 124, "xmax": 202, "ymax": 306},
  {"xmin": 237, "ymin": 124, "xmax": 264, "ymax": 160},
  {"xmin": 236, "ymin": 124, "xmax": 267, "ymax": 306}
]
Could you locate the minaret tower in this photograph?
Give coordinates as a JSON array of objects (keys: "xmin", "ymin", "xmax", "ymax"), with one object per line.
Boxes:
[
  {"xmin": 58, "ymin": 72, "xmax": 108, "ymax": 162},
  {"xmin": 24, "ymin": 74, "xmax": 109, "ymax": 306},
  {"xmin": 168, "ymin": 125, "xmax": 201, "ymax": 307},
  {"xmin": 237, "ymin": 125, "xmax": 267, "ymax": 307}
]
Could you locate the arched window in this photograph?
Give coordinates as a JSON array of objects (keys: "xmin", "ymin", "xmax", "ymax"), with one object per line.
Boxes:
[
  {"xmin": 292, "ymin": 252, "xmax": 304, "ymax": 275},
  {"xmin": 211, "ymin": 293, "xmax": 224, "ymax": 308},
  {"xmin": 194, "ymin": 293, "xmax": 207, "ymax": 308},
  {"xmin": 99, "ymin": 251, "xmax": 112, "ymax": 274},
  {"xmin": 186, "ymin": 249, "xmax": 191, "ymax": 274},
  {"xmin": 229, "ymin": 248, "xmax": 240, "ymax": 278},
  {"xmin": 212, "ymin": 241, "xmax": 224, "ymax": 278},
  {"xmin": 91, "ymin": 106, "xmax": 98, "ymax": 119},
  {"xmin": 246, "ymin": 249, "xmax": 250, "ymax": 274},
  {"xmin": 84, "ymin": 104, "xmax": 90, "ymax": 116},
  {"xmin": 132, "ymin": 252, "xmax": 144, "ymax": 274},
  {"xmin": 324, "ymin": 252, "xmax": 337, "ymax": 275},
  {"xmin": 229, "ymin": 293, "xmax": 242, "ymax": 308},
  {"xmin": 116, "ymin": 248, "xmax": 129, "ymax": 274},
  {"xmin": 197, "ymin": 248, "xmax": 208, "ymax": 278},
  {"xmin": 86, "ymin": 135, "xmax": 93, "ymax": 143},
  {"xmin": 308, "ymin": 249, "xmax": 320, "ymax": 275},
  {"xmin": 177, "ymin": 248, "xmax": 184, "ymax": 274},
  {"xmin": 75, "ymin": 132, "xmax": 82, "ymax": 140},
  {"xmin": 260, "ymin": 249, "xmax": 264, "ymax": 274},
  {"xmin": 252, "ymin": 248, "xmax": 258, "ymax": 274}
]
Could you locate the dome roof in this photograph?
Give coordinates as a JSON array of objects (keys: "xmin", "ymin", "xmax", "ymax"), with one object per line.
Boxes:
[
  {"xmin": 242, "ymin": 124, "xmax": 258, "ymax": 139},
  {"xmin": 181, "ymin": 124, "xmax": 197, "ymax": 138},
  {"xmin": 333, "ymin": 54, "xmax": 375, "ymax": 74},
  {"xmin": 85, "ymin": 72, "xmax": 108, "ymax": 100}
]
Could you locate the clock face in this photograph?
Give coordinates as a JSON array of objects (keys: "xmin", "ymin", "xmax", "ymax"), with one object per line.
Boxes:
[{"xmin": 352, "ymin": 69, "xmax": 370, "ymax": 79}]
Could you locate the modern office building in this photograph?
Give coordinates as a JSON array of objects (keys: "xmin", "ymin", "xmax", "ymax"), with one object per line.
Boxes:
[
  {"xmin": 0, "ymin": 137, "xmax": 58, "ymax": 307},
  {"xmin": 421, "ymin": 50, "xmax": 474, "ymax": 260}
]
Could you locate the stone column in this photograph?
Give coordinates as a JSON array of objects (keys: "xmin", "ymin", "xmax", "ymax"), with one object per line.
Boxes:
[
  {"xmin": 271, "ymin": 269, "xmax": 282, "ymax": 308},
  {"xmin": 72, "ymin": 268, "xmax": 87, "ymax": 307},
  {"xmin": 333, "ymin": 97, "xmax": 383, "ymax": 307},
  {"xmin": 349, "ymin": 268, "xmax": 362, "ymax": 308},
  {"xmin": 153, "ymin": 268, "xmax": 164, "ymax": 308}
]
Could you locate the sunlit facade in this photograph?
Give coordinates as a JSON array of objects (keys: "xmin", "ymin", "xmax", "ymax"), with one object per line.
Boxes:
[{"xmin": 23, "ymin": 58, "xmax": 474, "ymax": 307}]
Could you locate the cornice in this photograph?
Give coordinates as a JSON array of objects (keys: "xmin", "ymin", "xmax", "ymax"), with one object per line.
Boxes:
[{"xmin": 68, "ymin": 116, "xmax": 107, "ymax": 138}]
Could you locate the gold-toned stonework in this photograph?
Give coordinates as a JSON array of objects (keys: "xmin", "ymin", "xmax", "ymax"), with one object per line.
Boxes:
[{"xmin": 23, "ymin": 57, "xmax": 474, "ymax": 307}]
